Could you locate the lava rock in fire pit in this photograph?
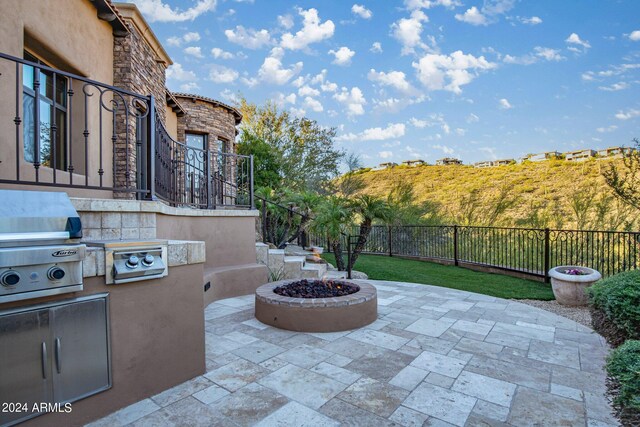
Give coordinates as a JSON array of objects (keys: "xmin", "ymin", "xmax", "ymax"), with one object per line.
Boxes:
[{"xmin": 273, "ymin": 279, "xmax": 360, "ymax": 298}]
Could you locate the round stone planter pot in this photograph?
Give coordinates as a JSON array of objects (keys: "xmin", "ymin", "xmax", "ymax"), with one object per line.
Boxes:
[{"xmin": 548, "ymin": 266, "xmax": 602, "ymax": 306}]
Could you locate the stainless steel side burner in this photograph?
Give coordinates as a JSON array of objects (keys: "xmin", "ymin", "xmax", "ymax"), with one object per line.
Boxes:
[
  {"xmin": 88, "ymin": 240, "xmax": 168, "ymax": 284},
  {"xmin": 0, "ymin": 190, "xmax": 86, "ymax": 304}
]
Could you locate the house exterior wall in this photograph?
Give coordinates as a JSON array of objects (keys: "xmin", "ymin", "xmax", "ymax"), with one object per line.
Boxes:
[{"xmin": 175, "ymin": 96, "xmax": 238, "ymax": 152}]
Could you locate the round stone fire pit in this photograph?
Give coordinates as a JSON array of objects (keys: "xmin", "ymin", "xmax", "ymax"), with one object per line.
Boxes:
[{"xmin": 255, "ymin": 279, "xmax": 377, "ymax": 332}]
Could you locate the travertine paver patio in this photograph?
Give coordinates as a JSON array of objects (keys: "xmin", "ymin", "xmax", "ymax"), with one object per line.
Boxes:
[{"xmin": 89, "ymin": 280, "xmax": 618, "ymax": 427}]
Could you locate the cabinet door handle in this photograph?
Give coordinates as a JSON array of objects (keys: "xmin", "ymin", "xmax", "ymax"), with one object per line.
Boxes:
[
  {"xmin": 41, "ymin": 342, "xmax": 47, "ymax": 379},
  {"xmin": 54, "ymin": 337, "xmax": 62, "ymax": 374}
]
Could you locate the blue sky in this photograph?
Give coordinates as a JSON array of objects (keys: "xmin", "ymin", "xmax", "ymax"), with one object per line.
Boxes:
[{"xmin": 127, "ymin": 0, "xmax": 640, "ymax": 166}]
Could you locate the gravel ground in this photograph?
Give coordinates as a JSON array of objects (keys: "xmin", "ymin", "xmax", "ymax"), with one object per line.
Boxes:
[{"xmin": 517, "ymin": 299, "xmax": 592, "ymax": 328}]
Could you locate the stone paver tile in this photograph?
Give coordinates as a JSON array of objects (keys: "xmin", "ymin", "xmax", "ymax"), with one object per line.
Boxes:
[
  {"xmin": 403, "ymin": 382, "xmax": 476, "ymax": 427},
  {"xmin": 587, "ymin": 419, "xmax": 619, "ymax": 427},
  {"xmin": 130, "ymin": 396, "xmax": 234, "ymax": 427},
  {"xmin": 406, "ymin": 335, "xmax": 457, "ymax": 355},
  {"xmin": 241, "ymin": 318, "xmax": 269, "ymax": 330},
  {"xmin": 466, "ymin": 356, "xmax": 550, "ymax": 391},
  {"xmin": 410, "ymin": 350, "xmax": 468, "ymax": 378},
  {"xmin": 311, "ymin": 361, "xmax": 362, "ymax": 385},
  {"xmin": 508, "ymin": 386, "xmax": 585, "ymax": 426},
  {"xmin": 253, "ymin": 401, "xmax": 339, "ymax": 427},
  {"xmin": 472, "ymin": 399, "xmax": 510, "ymax": 422},
  {"xmin": 321, "ymin": 337, "xmax": 386, "ymax": 359},
  {"xmin": 204, "ymin": 305, "xmax": 241, "ymax": 320},
  {"xmin": 449, "ymin": 320, "xmax": 492, "ymax": 337},
  {"xmin": 484, "ymin": 330, "xmax": 531, "ymax": 350},
  {"xmin": 86, "ymin": 398, "xmax": 160, "ymax": 427},
  {"xmin": 319, "ymin": 398, "xmax": 397, "ymax": 427},
  {"xmin": 325, "ymin": 353, "xmax": 352, "ymax": 367},
  {"xmin": 150, "ymin": 376, "xmax": 212, "ymax": 407},
  {"xmin": 210, "ymin": 383, "xmax": 289, "ymax": 427},
  {"xmin": 474, "ymin": 301, "xmax": 508, "ymax": 310},
  {"xmin": 258, "ymin": 364, "xmax": 347, "ymax": 409},
  {"xmin": 204, "ymin": 358, "xmax": 269, "ymax": 392},
  {"xmin": 383, "ymin": 311, "xmax": 421, "ymax": 327},
  {"xmin": 425, "ymin": 372, "xmax": 455, "ymax": 389},
  {"xmin": 192, "ymin": 384, "xmax": 230, "ymax": 405},
  {"xmin": 232, "ymin": 340, "xmax": 286, "ymax": 364},
  {"xmin": 555, "ymin": 328, "xmax": 604, "ymax": 347},
  {"xmin": 440, "ymin": 300, "xmax": 476, "ymax": 312},
  {"xmin": 451, "ymin": 371, "xmax": 516, "ymax": 407},
  {"xmin": 389, "ymin": 406, "xmax": 429, "ymax": 427},
  {"xmin": 551, "ymin": 365, "xmax": 607, "ymax": 393},
  {"xmin": 516, "ymin": 320, "xmax": 555, "ymax": 332},
  {"xmin": 223, "ymin": 331, "xmax": 259, "ymax": 345},
  {"xmin": 259, "ymin": 356, "xmax": 290, "ymax": 372},
  {"xmin": 528, "ymin": 340, "xmax": 581, "ymax": 369},
  {"xmin": 367, "ymin": 319, "xmax": 392, "ymax": 330},
  {"xmin": 405, "ymin": 317, "xmax": 455, "ymax": 338},
  {"xmin": 276, "ymin": 344, "xmax": 333, "ymax": 369},
  {"xmin": 454, "ymin": 337, "xmax": 502, "ymax": 358},
  {"xmin": 550, "ymin": 383, "xmax": 584, "ymax": 401},
  {"xmin": 337, "ymin": 377, "xmax": 409, "ymax": 418},
  {"xmin": 447, "ymin": 349, "xmax": 473, "ymax": 362},
  {"xmin": 217, "ymin": 297, "xmax": 253, "ymax": 308},
  {"xmin": 278, "ymin": 333, "xmax": 325, "ymax": 349},
  {"xmin": 492, "ymin": 322, "xmax": 555, "ymax": 342},
  {"xmin": 346, "ymin": 348, "xmax": 415, "ymax": 382},
  {"xmin": 205, "ymin": 334, "xmax": 246, "ymax": 356},
  {"xmin": 308, "ymin": 330, "xmax": 352, "ymax": 341},
  {"xmin": 584, "ymin": 391, "xmax": 619, "ymax": 425},
  {"xmin": 346, "ymin": 328, "xmax": 410, "ymax": 351},
  {"xmin": 442, "ymin": 310, "xmax": 482, "ymax": 323},
  {"xmin": 398, "ymin": 345, "xmax": 423, "ymax": 357},
  {"xmin": 389, "ymin": 365, "xmax": 429, "ymax": 391}
]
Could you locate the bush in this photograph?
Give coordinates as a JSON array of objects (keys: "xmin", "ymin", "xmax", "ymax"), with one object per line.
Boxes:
[
  {"xmin": 606, "ymin": 340, "xmax": 640, "ymax": 424},
  {"xmin": 587, "ymin": 269, "xmax": 640, "ymax": 346}
]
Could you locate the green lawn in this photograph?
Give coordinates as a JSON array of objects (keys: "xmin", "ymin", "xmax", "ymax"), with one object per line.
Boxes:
[{"xmin": 321, "ymin": 253, "xmax": 555, "ymax": 300}]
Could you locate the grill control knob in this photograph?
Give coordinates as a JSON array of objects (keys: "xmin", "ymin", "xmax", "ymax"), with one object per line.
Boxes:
[
  {"xmin": 126, "ymin": 255, "xmax": 139, "ymax": 269},
  {"xmin": 47, "ymin": 267, "xmax": 65, "ymax": 281},
  {"xmin": 0, "ymin": 271, "xmax": 21, "ymax": 287},
  {"xmin": 142, "ymin": 254, "xmax": 155, "ymax": 266}
]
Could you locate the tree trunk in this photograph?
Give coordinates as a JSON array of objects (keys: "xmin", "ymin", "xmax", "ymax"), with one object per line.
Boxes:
[
  {"xmin": 331, "ymin": 240, "xmax": 345, "ymax": 271},
  {"xmin": 349, "ymin": 219, "xmax": 372, "ymax": 270}
]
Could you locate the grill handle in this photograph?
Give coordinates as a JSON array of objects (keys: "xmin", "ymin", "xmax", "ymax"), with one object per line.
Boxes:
[
  {"xmin": 41, "ymin": 341, "xmax": 48, "ymax": 379},
  {"xmin": 55, "ymin": 337, "xmax": 62, "ymax": 374}
]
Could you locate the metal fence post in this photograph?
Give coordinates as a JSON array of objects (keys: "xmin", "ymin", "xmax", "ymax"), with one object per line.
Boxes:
[
  {"xmin": 544, "ymin": 228, "xmax": 550, "ymax": 283},
  {"xmin": 347, "ymin": 235, "xmax": 353, "ymax": 280},
  {"xmin": 261, "ymin": 201, "xmax": 268, "ymax": 244},
  {"xmin": 249, "ymin": 155, "xmax": 255, "ymax": 209},
  {"xmin": 147, "ymin": 95, "xmax": 156, "ymax": 200},
  {"xmin": 453, "ymin": 225, "xmax": 459, "ymax": 266},
  {"xmin": 205, "ymin": 149, "xmax": 212, "ymax": 209},
  {"xmin": 388, "ymin": 226, "xmax": 393, "ymax": 257}
]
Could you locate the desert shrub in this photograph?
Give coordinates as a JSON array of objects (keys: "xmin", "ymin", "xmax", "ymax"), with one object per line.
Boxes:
[
  {"xmin": 606, "ymin": 340, "xmax": 640, "ymax": 424},
  {"xmin": 587, "ymin": 269, "xmax": 640, "ymax": 346}
]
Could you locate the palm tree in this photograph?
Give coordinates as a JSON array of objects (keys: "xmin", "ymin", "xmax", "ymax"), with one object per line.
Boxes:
[
  {"xmin": 311, "ymin": 196, "xmax": 352, "ymax": 270},
  {"xmin": 349, "ymin": 195, "xmax": 391, "ymax": 270}
]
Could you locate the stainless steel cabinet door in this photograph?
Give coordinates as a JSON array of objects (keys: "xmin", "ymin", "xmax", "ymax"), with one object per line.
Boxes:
[
  {"xmin": 51, "ymin": 298, "xmax": 110, "ymax": 403},
  {"xmin": 0, "ymin": 309, "xmax": 53, "ymax": 426}
]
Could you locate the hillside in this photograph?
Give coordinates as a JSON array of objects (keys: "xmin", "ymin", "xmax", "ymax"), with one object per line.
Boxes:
[{"xmin": 352, "ymin": 159, "xmax": 638, "ymax": 231}]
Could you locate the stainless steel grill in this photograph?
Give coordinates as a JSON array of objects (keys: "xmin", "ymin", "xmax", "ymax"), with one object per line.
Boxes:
[
  {"xmin": 88, "ymin": 240, "xmax": 168, "ymax": 284},
  {"xmin": 0, "ymin": 190, "xmax": 86, "ymax": 303}
]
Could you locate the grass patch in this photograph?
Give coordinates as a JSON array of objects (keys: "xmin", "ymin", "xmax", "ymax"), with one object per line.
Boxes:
[{"xmin": 322, "ymin": 253, "xmax": 554, "ymax": 300}]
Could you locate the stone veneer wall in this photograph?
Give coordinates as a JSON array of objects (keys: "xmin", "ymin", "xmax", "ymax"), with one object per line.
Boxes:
[
  {"xmin": 112, "ymin": 21, "xmax": 168, "ymax": 197},
  {"xmin": 174, "ymin": 97, "xmax": 237, "ymax": 152}
]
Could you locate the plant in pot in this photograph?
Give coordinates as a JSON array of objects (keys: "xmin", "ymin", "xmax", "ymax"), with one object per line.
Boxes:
[{"xmin": 548, "ymin": 266, "xmax": 602, "ymax": 306}]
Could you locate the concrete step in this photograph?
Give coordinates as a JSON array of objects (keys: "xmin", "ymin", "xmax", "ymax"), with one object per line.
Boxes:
[
  {"xmin": 267, "ymin": 249, "xmax": 285, "ymax": 271},
  {"xmin": 323, "ymin": 270, "xmax": 348, "ymax": 280},
  {"xmin": 255, "ymin": 242, "xmax": 269, "ymax": 265},
  {"xmin": 300, "ymin": 262, "xmax": 328, "ymax": 279},
  {"xmin": 283, "ymin": 256, "xmax": 306, "ymax": 279}
]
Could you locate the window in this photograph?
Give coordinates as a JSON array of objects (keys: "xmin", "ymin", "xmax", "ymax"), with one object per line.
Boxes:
[
  {"xmin": 23, "ymin": 51, "xmax": 67, "ymax": 170},
  {"xmin": 185, "ymin": 133, "xmax": 206, "ymax": 151}
]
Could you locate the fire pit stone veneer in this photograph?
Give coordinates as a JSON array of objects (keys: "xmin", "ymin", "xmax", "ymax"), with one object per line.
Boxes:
[{"xmin": 255, "ymin": 279, "xmax": 377, "ymax": 332}]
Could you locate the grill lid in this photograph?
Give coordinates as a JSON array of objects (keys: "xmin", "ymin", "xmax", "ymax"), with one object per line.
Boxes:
[{"xmin": 0, "ymin": 190, "xmax": 82, "ymax": 241}]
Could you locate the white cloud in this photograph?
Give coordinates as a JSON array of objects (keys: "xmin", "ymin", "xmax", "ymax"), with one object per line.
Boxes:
[
  {"xmin": 225, "ymin": 26, "xmax": 272, "ymax": 49},
  {"xmin": 372, "ymin": 96, "xmax": 427, "ymax": 113},
  {"xmin": 257, "ymin": 47, "xmax": 303, "ymax": 85},
  {"xmin": 337, "ymin": 123, "xmax": 406, "ymax": 142},
  {"xmin": 368, "ymin": 69, "xmax": 416, "ymax": 94},
  {"xmin": 303, "ymin": 97, "xmax": 324, "ymax": 112},
  {"xmin": 433, "ymin": 144, "xmax": 454, "ymax": 155},
  {"xmin": 219, "ymin": 89, "xmax": 240, "ymax": 103},
  {"xmin": 628, "ymin": 30, "xmax": 640, "ymax": 41},
  {"xmin": 596, "ymin": 125, "xmax": 618, "ymax": 133},
  {"xmin": 520, "ymin": 16, "xmax": 542, "ymax": 25},
  {"xmin": 166, "ymin": 63, "xmax": 196, "ymax": 81},
  {"xmin": 167, "ymin": 32, "xmax": 201, "ymax": 47},
  {"xmin": 333, "ymin": 87, "xmax": 367, "ymax": 116},
  {"xmin": 413, "ymin": 50, "xmax": 497, "ymax": 94},
  {"xmin": 329, "ymin": 47, "xmax": 355, "ymax": 66},
  {"xmin": 581, "ymin": 64, "xmax": 640, "ymax": 82},
  {"xmin": 278, "ymin": 14, "xmax": 294, "ymax": 29},
  {"xmin": 391, "ymin": 10, "xmax": 429, "ymax": 55},
  {"xmin": 184, "ymin": 46, "xmax": 204, "ymax": 58},
  {"xmin": 599, "ymin": 82, "xmax": 630, "ymax": 91},
  {"xmin": 503, "ymin": 46, "xmax": 565, "ymax": 65},
  {"xmin": 499, "ymin": 98, "xmax": 513, "ymax": 109},
  {"xmin": 352, "ymin": 4, "xmax": 373, "ymax": 19},
  {"xmin": 466, "ymin": 113, "xmax": 480, "ymax": 123},
  {"xmin": 565, "ymin": 33, "xmax": 591, "ymax": 51},
  {"xmin": 130, "ymin": 0, "xmax": 216, "ymax": 22},
  {"xmin": 298, "ymin": 85, "xmax": 320, "ymax": 97},
  {"xmin": 455, "ymin": 7, "xmax": 487, "ymax": 26},
  {"xmin": 179, "ymin": 82, "xmax": 200, "ymax": 92},
  {"xmin": 379, "ymin": 151, "xmax": 394, "ymax": 159},
  {"xmin": 208, "ymin": 64, "xmax": 239, "ymax": 83},
  {"xmin": 370, "ymin": 42, "xmax": 383, "ymax": 53},
  {"xmin": 290, "ymin": 107, "xmax": 306, "ymax": 117},
  {"xmin": 615, "ymin": 108, "xmax": 640, "ymax": 120},
  {"xmin": 275, "ymin": 92, "xmax": 297, "ymax": 106},
  {"xmin": 211, "ymin": 47, "xmax": 234, "ymax": 59},
  {"xmin": 281, "ymin": 8, "xmax": 335, "ymax": 51},
  {"xmin": 404, "ymin": 0, "xmax": 461, "ymax": 10},
  {"xmin": 409, "ymin": 118, "xmax": 428, "ymax": 128}
]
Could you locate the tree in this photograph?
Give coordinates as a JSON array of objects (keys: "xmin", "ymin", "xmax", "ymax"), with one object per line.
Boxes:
[
  {"xmin": 349, "ymin": 195, "xmax": 391, "ymax": 270},
  {"xmin": 311, "ymin": 196, "xmax": 352, "ymax": 271},
  {"xmin": 603, "ymin": 139, "xmax": 640, "ymax": 211},
  {"xmin": 334, "ymin": 153, "xmax": 365, "ymax": 197}
]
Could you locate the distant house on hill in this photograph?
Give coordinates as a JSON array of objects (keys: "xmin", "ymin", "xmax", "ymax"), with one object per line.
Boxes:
[
  {"xmin": 564, "ymin": 149, "xmax": 596, "ymax": 162},
  {"xmin": 523, "ymin": 151, "xmax": 561, "ymax": 162},
  {"xmin": 401, "ymin": 159, "xmax": 425, "ymax": 167},
  {"xmin": 372, "ymin": 162, "xmax": 398, "ymax": 170},
  {"xmin": 436, "ymin": 158, "xmax": 463, "ymax": 166},
  {"xmin": 474, "ymin": 159, "xmax": 515, "ymax": 168},
  {"xmin": 474, "ymin": 161, "xmax": 493, "ymax": 168},
  {"xmin": 597, "ymin": 146, "xmax": 637, "ymax": 159}
]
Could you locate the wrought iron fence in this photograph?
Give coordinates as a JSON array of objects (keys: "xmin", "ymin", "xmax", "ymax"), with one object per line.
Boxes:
[
  {"xmin": 310, "ymin": 225, "xmax": 640, "ymax": 280},
  {"xmin": 0, "ymin": 51, "xmax": 152, "ymax": 194},
  {"xmin": 154, "ymin": 117, "xmax": 253, "ymax": 209}
]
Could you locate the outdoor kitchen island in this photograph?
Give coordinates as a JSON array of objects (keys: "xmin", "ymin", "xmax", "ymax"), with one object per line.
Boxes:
[{"xmin": 0, "ymin": 191, "xmax": 208, "ymax": 427}]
